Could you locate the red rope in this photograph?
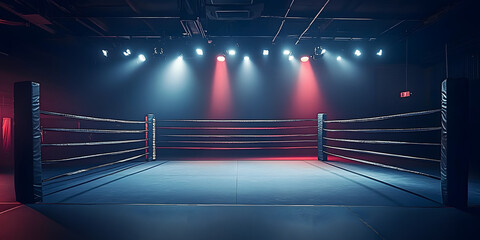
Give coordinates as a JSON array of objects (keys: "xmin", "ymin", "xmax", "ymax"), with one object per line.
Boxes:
[
  {"xmin": 156, "ymin": 146, "xmax": 317, "ymax": 150},
  {"xmin": 156, "ymin": 126, "xmax": 317, "ymax": 130}
]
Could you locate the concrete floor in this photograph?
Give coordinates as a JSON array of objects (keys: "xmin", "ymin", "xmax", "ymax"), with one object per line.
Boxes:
[{"xmin": 1, "ymin": 160, "xmax": 480, "ymax": 239}]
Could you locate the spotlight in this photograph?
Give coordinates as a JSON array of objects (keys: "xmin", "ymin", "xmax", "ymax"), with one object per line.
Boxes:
[
  {"xmin": 300, "ymin": 56, "xmax": 309, "ymax": 62},
  {"xmin": 102, "ymin": 50, "xmax": 108, "ymax": 57},
  {"xmin": 228, "ymin": 49, "xmax": 236, "ymax": 56},
  {"xmin": 336, "ymin": 56, "xmax": 342, "ymax": 61},
  {"xmin": 177, "ymin": 55, "xmax": 183, "ymax": 60},
  {"xmin": 288, "ymin": 55, "xmax": 294, "ymax": 61},
  {"xmin": 138, "ymin": 54, "xmax": 146, "ymax": 62},
  {"xmin": 314, "ymin": 47, "xmax": 326, "ymax": 56},
  {"xmin": 244, "ymin": 56, "xmax": 250, "ymax": 60},
  {"xmin": 283, "ymin": 50, "xmax": 291, "ymax": 55},
  {"xmin": 354, "ymin": 49, "xmax": 362, "ymax": 56},
  {"xmin": 196, "ymin": 48, "xmax": 204, "ymax": 55},
  {"xmin": 123, "ymin": 49, "xmax": 131, "ymax": 56},
  {"xmin": 217, "ymin": 55, "xmax": 226, "ymax": 62},
  {"xmin": 263, "ymin": 49, "xmax": 269, "ymax": 56},
  {"xmin": 153, "ymin": 47, "xmax": 164, "ymax": 56},
  {"xmin": 376, "ymin": 49, "xmax": 383, "ymax": 56}
]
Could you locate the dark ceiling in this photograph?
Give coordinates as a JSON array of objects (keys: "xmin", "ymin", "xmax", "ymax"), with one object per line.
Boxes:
[{"xmin": 0, "ymin": 0, "xmax": 468, "ymax": 43}]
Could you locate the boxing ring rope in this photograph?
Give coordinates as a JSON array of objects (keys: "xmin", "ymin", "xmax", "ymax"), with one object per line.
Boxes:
[
  {"xmin": 42, "ymin": 153, "xmax": 147, "ymax": 182},
  {"xmin": 323, "ymin": 151, "xmax": 440, "ymax": 179},
  {"xmin": 319, "ymin": 109, "xmax": 441, "ymax": 167},
  {"xmin": 40, "ymin": 110, "xmax": 145, "ymax": 124},
  {"xmin": 41, "ymin": 138, "xmax": 146, "ymax": 147},
  {"xmin": 158, "ymin": 134, "xmax": 317, "ymax": 138},
  {"xmin": 13, "ymin": 80, "xmax": 469, "ymax": 207},
  {"xmin": 324, "ymin": 137, "xmax": 441, "ymax": 146},
  {"xmin": 42, "ymin": 128, "xmax": 147, "ymax": 134},
  {"xmin": 323, "ymin": 109, "xmax": 441, "ymax": 124},
  {"xmin": 316, "ymin": 108, "xmax": 447, "ymax": 204},
  {"xmin": 155, "ymin": 118, "xmax": 319, "ymax": 151},
  {"xmin": 324, "ymin": 127, "xmax": 441, "ymax": 132},
  {"xmin": 156, "ymin": 126, "xmax": 318, "ymax": 130},
  {"xmin": 38, "ymin": 111, "xmax": 150, "ymax": 186},
  {"xmin": 43, "ymin": 146, "xmax": 148, "ymax": 164},
  {"xmin": 157, "ymin": 119, "xmax": 317, "ymax": 123}
]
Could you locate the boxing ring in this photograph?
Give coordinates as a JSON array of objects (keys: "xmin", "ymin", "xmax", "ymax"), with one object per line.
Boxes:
[{"xmin": 13, "ymin": 80, "xmax": 471, "ymax": 208}]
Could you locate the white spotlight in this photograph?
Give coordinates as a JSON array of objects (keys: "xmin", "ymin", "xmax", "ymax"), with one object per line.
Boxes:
[
  {"xmin": 336, "ymin": 56, "xmax": 342, "ymax": 61},
  {"xmin": 123, "ymin": 49, "xmax": 131, "ymax": 56},
  {"xmin": 288, "ymin": 55, "xmax": 294, "ymax": 61},
  {"xmin": 196, "ymin": 48, "xmax": 204, "ymax": 55},
  {"xmin": 377, "ymin": 49, "xmax": 383, "ymax": 56},
  {"xmin": 263, "ymin": 49, "xmax": 269, "ymax": 56},
  {"xmin": 283, "ymin": 50, "xmax": 291, "ymax": 55},
  {"xmin": 138, "ymin": 54, "xmax": 146, "ymax": 62},
  {"xmin": 177, "ymin": 55, "xmax": 183, "ymax": 60},
  {"xmin": 354, "ymin": 49, "xmax": 362, "ymax": 56},
  {"xmin": 102, "ymin": 50, "xmax": 108, "ymax": 57},
  {"xmin": 228, "ymin": 49, "xmax": 236, "ymax": 56},
  {"xmin": 321, "ymin": 49, "xmax": 326, "ymax": 55},
  {"xmin": 244, "ymin": 56, "xmax": 250, "ymax": 60}
]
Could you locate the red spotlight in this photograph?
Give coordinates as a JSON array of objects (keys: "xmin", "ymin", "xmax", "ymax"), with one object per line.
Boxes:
[
  {"xmin": 217, "ymin": 55, "xmax": 226, "ymax": 62},
  {"xmin": 300, "ymin": 56, "xmax": 309, "ymax": 62}
]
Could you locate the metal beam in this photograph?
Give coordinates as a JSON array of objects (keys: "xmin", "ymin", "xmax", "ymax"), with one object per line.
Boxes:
[
  {"xmin": 377, "ymin": 20, "xmax": 405, "ymax": 37},
  {"xmin": 272, "ymin": 0, "xmax": 295, "ymax": 43},
  {"xmin": 295, "ymin": 0, "xmax": 331, "ymax": 45},
  {"xmin": 0, "ymin": 2, "xmax": 55, "ymax": 34}
]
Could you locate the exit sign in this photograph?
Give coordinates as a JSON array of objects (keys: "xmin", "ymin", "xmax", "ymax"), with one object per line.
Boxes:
[{"xmin": 400, "ymin": 91, "xmax": 411, "ymax": 98}]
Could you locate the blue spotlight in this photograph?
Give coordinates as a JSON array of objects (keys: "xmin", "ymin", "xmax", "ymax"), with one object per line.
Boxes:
[
  {"xmin": 196, "ymin": 48, "xmax": 204, "ymax": 55},
  {"xmin": 288, "ymin": 55, "xmax": 294, "ymax": 61},
  {"xmin": 123, "ymin": 49, "xmax": 131, "ymax": 56},
  {"xmin": 177, "ymin": 55, "xmax": 183, "ymax": 60},
  {"xmin": 138, "ymin": 54, "xmax": 146, "ymax": 62},
  {"xmin": 263, "ymin": 49, "xmax": 269, "ymax": 56},
  {"xmin": 336, "ymin": 56, "xmax": 342, "ymax": 61},
  {"xmin": 321, "ymin": 48, "xmax": 326, "ymax": 55},
  {"xmin": 354, "ymin": 49, "xmax": 362, "ymax": 56},
  {"xmin": 244, "ymin": 56, "xmax": 250, "ymax": 60},
  {"xmin": 376, "ymin": 49, "xmax": 383, "ymax": 56},
  {"xmin": 228, "ymin": 49, "xmax": 236, "ymax": 56},
  {"xmin": 283, "ymin": 50, "xmax": 291, "ymax": 55}
]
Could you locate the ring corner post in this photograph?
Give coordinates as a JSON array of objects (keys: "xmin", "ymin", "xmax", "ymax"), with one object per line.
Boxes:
[
  {"xmin": 441, "ymin": 78, "xmax": 469, "ymax": 208},
  {"xmin": 14, "ymin": 81, "xmax": 43, "ymax": 203},
  {"xmin": 317, "ymin": 113, "xmax": 327, "ymax": 161},
  {"xmin": 146, "ymin": 113, "xmax": 156, "ymax": 161}
]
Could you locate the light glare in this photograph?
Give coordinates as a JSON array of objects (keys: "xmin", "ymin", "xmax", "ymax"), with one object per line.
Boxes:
[
  {"xmin": 377, "ymin": 49, "xmax": 383, "ymax": 56},
  {"xmin": 288, "ymin": 55, "xmax": 294, "ymax": 61},
  {"xmin": 123, "ymin": 49, "xmax": 131, "ymax": 56},
  {"xmin": 263, "ymin": 49, "xmax": 269, "ymax": 55},
  {"xmin": 283, "ymin": 50, "xmax": 291, "ymax": 55},
  {"xmin": 196, "ymin": 48, "xmax": 204, "ymax": 55},
  {"xmin": 138, "ymin": 54, "xmax": 146, "ymax": 62},
  {"xmin": 300, "ymin": 56, "xmax": 309, "ymax": 62},
  {"xmin": 217, "ymin": 55, "xmax": 226, "ymax": 62},
  {"xmin": 228, "ymin": 49, "xmax": 236, "ymax": 55},
  {"xmin": 244, "ymin": 56, "xmax": 250, "ymax": 60},
  {"xmin": 336, "ymin": 56, "xmax": 342, "ymax": 61},
  {"xmin": 102, "ymin": 50, "xmax": 108, "ymax": 57},
  {"xmin": 354, "ymin": 49, "xmax": 362, "ymax": 56}
]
